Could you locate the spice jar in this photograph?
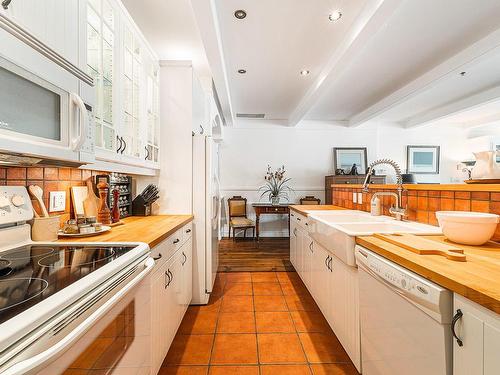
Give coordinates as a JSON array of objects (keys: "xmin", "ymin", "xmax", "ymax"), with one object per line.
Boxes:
[
  {"xmin": 78, "ymin": 224, "xmax": 95, "ymax": 234},
  {"xmin": 63, "ymin": 219, "xmax": 79, "ymax": 234}
]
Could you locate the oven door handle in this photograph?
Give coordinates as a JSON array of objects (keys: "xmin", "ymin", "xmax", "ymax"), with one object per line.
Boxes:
[
  {"xmin": 3, "ymin": 257, "xmax": 155, "ymax": 375},
  {"xmin": 70, "ymin": 92, "xmax": 88, "ymax": 151}
]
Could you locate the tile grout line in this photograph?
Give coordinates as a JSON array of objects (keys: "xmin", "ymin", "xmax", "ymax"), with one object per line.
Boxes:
[{"xmin": 251, "ymin": 273, "xmax": 262, "ymax": 375}]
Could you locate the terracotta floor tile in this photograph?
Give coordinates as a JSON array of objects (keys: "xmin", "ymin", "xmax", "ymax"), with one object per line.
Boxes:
[
  {"xmin": 277, "ymin": 272, "xmax": 302, "ymax": 284},
  {"xmin": 178, "ymin": 310, "xmax": 218, "ymax": 334},
  {"xmin": 217, "ymin": 312, "xmax": 256, "ymax": 333},
  {"xmin": 281, "ymin": 282, "xmax": 310, "ymax": 296},
  {"xmin": 257, "ymin": 333, "xmax": 306, "ymax": 364},
  {"xmin": 209, "ymin": 366, "xmax": 259, "ymax": 375},
  {"xmin": 225, "ymin": 272, "xmax": 252, "ymax": 283},
  {"xmin": 253, "ymin": 282, "xmax": 283, "ymax": 296},
  {"xmin": 254, "ymin": 295, "xmax": 288, "ymax": 312},
  {"xmin": 285, "ymin": 295, "xmax": 319, "ymax": 312},
  {"xmin": 158, "ymin": 366, "xmax": 208, "ymax": 375},
  {"xmin": 310, "ymin": 364, "xmax": 359, "ymax": 375},
  {"xmin": 224, "ymin": 282, "xmax": 253, "ymax": 296},
  {"xmin": 298, "ymin": 333, "xmax": 350, "ymax": 363},
  {"xmin": 255, "ymin": 312, "xmax": 295, "ymax": 333},
  {"xmin": 261, "ymin": 365, "xmax": 312, "ymax": 375},
  {"xmin": 190, "ymin": 296, "xmax": 222, "ymax": 313},
  {"xmin": 221, "ymin": 295, "xmax": 254, "ymax": 312},
  {"xmin": 290, "ymin": 311, "xmax": 332, "ymax": 333},
  {"xmin": 164, "ymin": 334, "xmax": 214, "ymax": 365},
  {"xmin": 251, "ymin": 272, "xmax": 278, "ymax": 283},
  {"xmin": 211, "ymin": 334, "xmax": 258, "ymax": 364}
]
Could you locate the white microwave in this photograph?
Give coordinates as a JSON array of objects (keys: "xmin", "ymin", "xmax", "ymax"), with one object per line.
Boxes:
[{"xmin": 0, "ymin": 20, "xmax": 95, "ymax": 166}]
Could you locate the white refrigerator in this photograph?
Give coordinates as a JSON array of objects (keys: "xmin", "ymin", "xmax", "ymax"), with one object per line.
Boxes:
[{"xmin": 192, "ymin": 134, "xmax": 220, "ymax": 304}]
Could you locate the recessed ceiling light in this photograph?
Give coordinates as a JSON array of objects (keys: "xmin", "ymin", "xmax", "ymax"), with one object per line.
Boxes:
[
  {"xmin": 238, "ymin": 69, "xmax": 247, "ymax": 74},
  {"xmin": 234, "ymin": 9, "xmax": 247, "ymax": 19},
  {"xmin": 300, "ymin": 70, "xmax": 310, "ymax": 76},
  {"xmin": 329, "ymin": 10, "xmax": 342, "ymax": 22}
]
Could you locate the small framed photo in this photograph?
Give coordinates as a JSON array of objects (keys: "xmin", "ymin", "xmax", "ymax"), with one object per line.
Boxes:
[
  {"xmin": 333, "ymin": 147, "xmax": 368, "ymax": 175},
  {"xmin": 406, "ymin": 146, "xmax": 440, "ymax": 174}
]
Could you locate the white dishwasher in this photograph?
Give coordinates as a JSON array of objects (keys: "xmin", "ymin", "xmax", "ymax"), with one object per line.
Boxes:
[{"xmin": 355, "ymin": 245, "xmax": 453, "ymax": 375}]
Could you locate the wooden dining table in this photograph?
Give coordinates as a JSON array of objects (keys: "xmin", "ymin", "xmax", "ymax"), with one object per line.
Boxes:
[{"xmin": 251, "ymin": 203, "xmax": 291, "ymax": 240}]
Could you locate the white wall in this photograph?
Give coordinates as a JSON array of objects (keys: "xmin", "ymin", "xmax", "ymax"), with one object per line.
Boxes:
[{"xmin": 219, "ymin": 119, "xmax": 486, "ymax": 236}]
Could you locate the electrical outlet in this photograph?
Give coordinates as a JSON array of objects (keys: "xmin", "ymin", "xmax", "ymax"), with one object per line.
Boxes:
[
  {"xmin": 353, "ymin": 192, "xmax": 357, "ymax": 203},
  {"xmin": 49, "ymin": 191, "xmax": 66, "ymax": 212},
  {"xmin": 357, "ymin": 192, "xmax": 363, "ymax": 204}
]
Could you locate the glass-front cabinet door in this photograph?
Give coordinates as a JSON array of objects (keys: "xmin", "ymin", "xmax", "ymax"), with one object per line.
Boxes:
[
  {"xmin": 121, "ymin": 24, "xmax": 142, "ymax": 160},
  {"xmin": 87, "ymin": 0, "xmax": 116, "ymax": 153},
  {"xmin": 146, "ymin": 62, "xmax": 160, "ymax": 166}
]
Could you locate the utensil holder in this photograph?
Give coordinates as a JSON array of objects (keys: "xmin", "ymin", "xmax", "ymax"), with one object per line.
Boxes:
[
  {"xmin": 132, "ymin": 195, "xmax": 152, "ymax": 216},
  {"xmin": 32, "ymin": 216, "xmax": 60, "ymax": 241}
]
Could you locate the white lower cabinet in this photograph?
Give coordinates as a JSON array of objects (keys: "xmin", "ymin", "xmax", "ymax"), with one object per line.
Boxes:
[
  {"xmin": 290, "ymin": 215, "xmax": 361, "ymax": 371},
  {"xmin": 453, "ymin": 294, "xmax": 500, "ymax": 375},
  {"xmin": 151, "ymin": 224, "xmax": 193, "ymax": 375}
]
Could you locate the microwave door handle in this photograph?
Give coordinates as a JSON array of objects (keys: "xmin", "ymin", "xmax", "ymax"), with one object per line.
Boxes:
[
  {"xmin": 70, "ymin": 92, "xmax": 88, "ymax": 151},
  {"xmin": 2, "ymin": 257, "xmax": 155, "ymax": 375}
]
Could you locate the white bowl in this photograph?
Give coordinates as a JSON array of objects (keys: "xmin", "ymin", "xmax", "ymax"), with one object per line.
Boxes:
[{"xmin": 436, "ymin": 211, "xmax": 500, "ymax": 246}]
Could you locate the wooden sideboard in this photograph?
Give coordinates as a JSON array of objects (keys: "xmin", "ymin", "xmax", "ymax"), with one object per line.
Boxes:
[{"xmin": 325, "ymin": 175, "xmax": 386, "ymax": 204}]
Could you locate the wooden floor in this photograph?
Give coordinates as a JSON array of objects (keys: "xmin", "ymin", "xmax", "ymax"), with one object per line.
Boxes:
[{"xmin": 218, "ymin": 237, "xmax": 293, "ymax": 272}]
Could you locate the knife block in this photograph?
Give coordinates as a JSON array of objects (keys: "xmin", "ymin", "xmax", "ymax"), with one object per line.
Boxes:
[{"xmin": 132, "ymin": 195, "xmax": 152, "ymax": 216}]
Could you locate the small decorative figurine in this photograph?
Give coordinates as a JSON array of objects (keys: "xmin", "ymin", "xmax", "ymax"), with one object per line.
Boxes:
[
  {"xmin": 349, "ymin": 163, "xmax": 359, "ymax": 175},
  {"xmin": 111, "ymin": 188, "xmax": 120, "ymax": 223},
  {"xmin": 97, "ymin": 179, "xmax": 112, "ymax": 225}
]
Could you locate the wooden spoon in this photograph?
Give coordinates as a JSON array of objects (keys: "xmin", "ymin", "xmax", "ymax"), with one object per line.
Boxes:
[{"xmin": 28, "ymin": 185, "xmax": 49, "ymax": 217}]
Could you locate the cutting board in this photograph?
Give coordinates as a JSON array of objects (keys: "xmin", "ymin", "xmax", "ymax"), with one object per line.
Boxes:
[
  {"xmin": 83, "ymin": 178, "xmax": 99, "ymax": 217},
  {"xmin": 71, "ymin": 186, "xmax": 88, "ymax": 218},
  {"xmin": 373, "ymin": 233, "xmax": 467, "ymax": 262}
]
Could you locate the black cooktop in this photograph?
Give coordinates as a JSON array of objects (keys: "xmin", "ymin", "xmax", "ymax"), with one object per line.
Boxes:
[{"xmin": 0, "ymin": 244, "xmax": 136, "ymax": 325}]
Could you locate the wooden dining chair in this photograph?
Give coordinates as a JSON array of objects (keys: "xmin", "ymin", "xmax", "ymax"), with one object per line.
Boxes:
[
  {"xmin": 227, "ymin": 196, "xmax": 255, "ymax": 240},
  {"xmin": 300, "ymin": 195, "xmax": 321, "ymax": 205}
]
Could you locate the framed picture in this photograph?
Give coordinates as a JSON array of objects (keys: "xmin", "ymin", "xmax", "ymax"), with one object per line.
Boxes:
[
  {"xmin": 333, "ymin": 147, "xmax": 368, "ymax": 175},
  {"xmin": 406, "ymin": 146, "xmax": 440, "ymax": 174}
]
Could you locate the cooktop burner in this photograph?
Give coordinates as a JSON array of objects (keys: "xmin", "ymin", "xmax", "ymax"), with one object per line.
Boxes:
[{"xmin": 0, "ymin": 244, "xmax": 136, "ymax": 325}]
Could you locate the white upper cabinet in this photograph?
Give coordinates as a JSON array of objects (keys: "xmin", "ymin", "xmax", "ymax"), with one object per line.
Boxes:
[
  {"xmin": 86, "ymin": 0, "xmax": 160, "ymax": 170},
  {"xmin": 1, "ymin": 0, "xmax": 80, "ymax": 66}
]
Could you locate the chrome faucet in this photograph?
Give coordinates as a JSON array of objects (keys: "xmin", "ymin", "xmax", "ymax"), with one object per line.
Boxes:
[{"xmin": 362, "ymin": 159, "xmax": 407, "ymax": 221}]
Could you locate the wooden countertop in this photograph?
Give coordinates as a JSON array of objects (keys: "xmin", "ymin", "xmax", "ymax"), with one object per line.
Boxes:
[
  {"xmin": 357, "ymin": 235, "xmax": 500, "ymax": 314},
  {"xmin": 331, "ymin": 183, "xmax": 500, "ymax": 192},
  {"xmin": 289, "ymin": 205, "xmax": 346, "ymax": 216},
  {"xmin": 58, "ymin": 215, "xmax": 193, "ymax": 248}
]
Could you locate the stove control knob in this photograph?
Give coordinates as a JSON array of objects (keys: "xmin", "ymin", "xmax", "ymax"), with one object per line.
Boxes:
[
  {"xmin": 0, "ymin": 196, "xmax": 10, "ymax": 208},
  {"xmin": 11, "ymin": 195, "xmax": 25, "ymax": 207}
]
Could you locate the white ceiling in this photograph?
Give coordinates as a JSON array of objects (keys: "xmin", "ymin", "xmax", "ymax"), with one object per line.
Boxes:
[
  {"xmin": 121, "ymin": 0, "xmax": 211, "ymax": 77},
  {"xmin": 189, "ymin": 0, "xmax": 500, "ymax": 128},
  {"xmin": 307, "ymin": 0, "xmax": 500, "ymax": 121},
  {"xmin": 214, "ymin": 0, "xmax": 370, "ymax": 120}
]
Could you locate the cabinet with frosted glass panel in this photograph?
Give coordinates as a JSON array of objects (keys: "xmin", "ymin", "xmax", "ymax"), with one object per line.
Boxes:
[{"xmin": 86, "ymin": 0, "xmax": 159, "ymax": 169}]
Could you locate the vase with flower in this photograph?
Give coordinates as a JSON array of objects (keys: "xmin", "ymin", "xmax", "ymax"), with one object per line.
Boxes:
[{"xmin": 259, "ymin": 165, "xmax": 293, "ymax": 205}]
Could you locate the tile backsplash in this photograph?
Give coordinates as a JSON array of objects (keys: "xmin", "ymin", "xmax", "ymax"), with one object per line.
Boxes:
[
  {"xmin": 332, "ymin": 187, "xmax": 500, "ymax": 242},
  {"xmin": 0, "ymin": 167, "xmax": 108, "ymax": 225}
]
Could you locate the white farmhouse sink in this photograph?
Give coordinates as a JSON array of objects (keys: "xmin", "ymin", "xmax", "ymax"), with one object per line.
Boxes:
[{"xmin": 308, "ymin": 210, "xmax": 441, "ymax": 267}]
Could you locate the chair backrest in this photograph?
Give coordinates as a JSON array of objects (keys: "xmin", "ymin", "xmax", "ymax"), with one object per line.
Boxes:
[
  {"xmin": 228, "ymin": 196, "xmax": 247, "ymax": 217},
  {"xmin": 300, "ymin": 195, "xmax": 321, "ymax": 205}
]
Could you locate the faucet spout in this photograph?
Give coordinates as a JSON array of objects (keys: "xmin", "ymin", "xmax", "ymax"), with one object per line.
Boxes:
[{"xmin": 362, "ymin": 159, "xmax": 406, "ymax": 220}]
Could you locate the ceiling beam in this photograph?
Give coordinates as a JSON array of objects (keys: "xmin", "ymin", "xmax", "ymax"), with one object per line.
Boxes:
[
  {"xmin": 403, "ymin": 85, "xmax": 500, "ymax": 128},
  {"xmin": 190, "ymin": 0, "xmax": 235, "ymax": 126},
  {"xmin": 349, "ymin": 27, "xmax": 500, "ymax": 127},
  {"xmin": 287, "ymin": 0, "xmax": 402, "ymax": 127},
  {"xmin": 459, "ymin": 112, "xmax": 500, "ymax": 129}
]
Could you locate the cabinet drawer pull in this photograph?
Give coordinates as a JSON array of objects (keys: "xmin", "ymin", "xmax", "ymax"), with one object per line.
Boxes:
[
  {"xmin": 153, "ymin": 253, "xmax": 162, "ymax": 261},
  {"xmin": 297, "ymin": 217, "xmax": 301, "ymax": 221},
  {"xmin": 120, "ymin": 136, "xmax": 126, "ymax": 154},
  {"xmin": 181, "ymin": 252, "xmax": 187, "ymax": 265},
  {"xmin": 116, "ymin": 135, "xmax": 123, "ymax": 153},
  {"xmin": 293, "ymin": 228, "xmax": 297, "ymax": 236},
  {"xmin": 328, "ymin": 257, "xmax": 333, "ymax": 272},
  {"xmin": 2, "ymin": 0, "xmax": 12, "ymax": 10},
  {"xmin": 164, "ymin": 269, "xmax": 171, "ymax": 288},
  {"xmin": 185, "ymin": 228, "xmax": 192, "ymax": 233},
  {"xmin": 452, "ymin": 309, "xmax": 463, "ymax": 347},
  {"xmin": 173, "ymin": 238, "xmax": 180, "ymax": 244},
  {"xmin": 325, "ymin": 255, "xmax": 330, "ymax": 269},
  {"xmin": 309, "ymin": 242, "xmax": 313, "ymax": 253},
  {"xmin": 169, "ymin": 270, "xmax": 173, "ymax": 284}
]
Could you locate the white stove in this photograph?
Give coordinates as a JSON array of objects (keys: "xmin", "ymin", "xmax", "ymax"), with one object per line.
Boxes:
[{"xmin": 0, "ymin": 187, "xmax": 153, "ymax": 375}]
